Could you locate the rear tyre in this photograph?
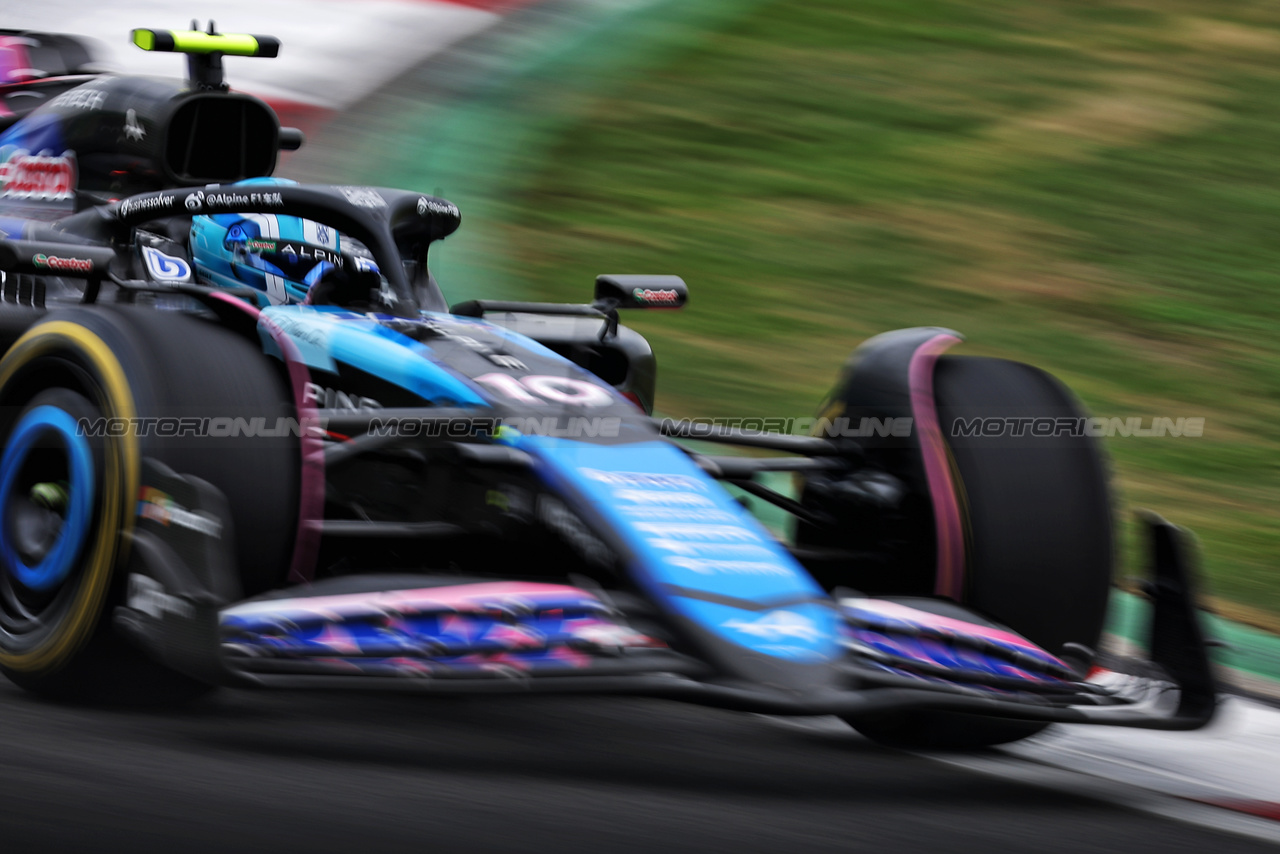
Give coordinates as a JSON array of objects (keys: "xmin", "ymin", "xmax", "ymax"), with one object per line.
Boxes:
[
  {"xmin": 0, "ymin": 307, "xmax": 298, "ymax": 704},
  {"xmin": 814, "ymin": 356, "xmax": 1114, "ymax": 748}
]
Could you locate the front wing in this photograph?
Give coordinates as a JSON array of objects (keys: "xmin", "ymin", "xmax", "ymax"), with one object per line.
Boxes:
[{"xmin": 115, "ymin": 477, "xmax": 1216, "ymax": 731}]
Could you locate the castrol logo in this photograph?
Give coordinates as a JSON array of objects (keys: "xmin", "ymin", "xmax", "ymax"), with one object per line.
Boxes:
[
  {"xmin": 632, "ymin": 287, "xmax": 681, "ymax": 304},
  {"xmin": 33, "ymin": 253, "xmax": 94, "ymax": 273}
]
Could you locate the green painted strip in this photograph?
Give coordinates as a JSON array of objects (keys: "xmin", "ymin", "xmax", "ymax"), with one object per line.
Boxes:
[{"xmin": 1106, "ymin": 590, "xmax": 1280, "ymax": 684}]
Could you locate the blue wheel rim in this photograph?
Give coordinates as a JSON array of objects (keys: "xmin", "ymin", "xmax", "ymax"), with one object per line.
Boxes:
[{"xmin": 0, "ymin": 406, "xmax": 96, "ymax": 593}]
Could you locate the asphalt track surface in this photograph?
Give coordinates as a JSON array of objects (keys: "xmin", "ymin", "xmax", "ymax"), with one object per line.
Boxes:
[{"xmin": 0, "ymin": 680, "xmax": 1272, "ymax": 854}]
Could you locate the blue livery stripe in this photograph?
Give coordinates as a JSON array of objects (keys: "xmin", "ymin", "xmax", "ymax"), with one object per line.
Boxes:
[{"xmin": 517, "ymin": 437, "xmax": 840, "ymax": 661}]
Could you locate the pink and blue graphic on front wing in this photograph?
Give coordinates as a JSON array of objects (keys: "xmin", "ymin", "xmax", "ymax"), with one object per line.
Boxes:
[
  {"xmin": 220, "ymin": 582, "xmax": 662, "ymax": 675},
  {"xmin": 839, "ymin": 598, "xmax": 1077, "ymax": 690},
  {"xmin": 250, "ymin": 645, "xmax": 602, "ymax": 679}
]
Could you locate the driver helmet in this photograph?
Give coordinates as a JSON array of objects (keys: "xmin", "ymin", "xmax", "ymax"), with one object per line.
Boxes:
[{"xmin": 190, "ymin": 177, "xmax": 372, "ymax": 306}]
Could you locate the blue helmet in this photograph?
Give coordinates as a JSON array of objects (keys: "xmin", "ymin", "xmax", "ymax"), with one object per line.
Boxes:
[{"xmin": 190, "ymin": 177, "xmax": 369, "ymax": 305}]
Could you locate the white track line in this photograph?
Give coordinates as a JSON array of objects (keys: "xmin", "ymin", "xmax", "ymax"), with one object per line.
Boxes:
[
  {"xmin": 1007, "ymin": 697, "xmax": 1280, "ymax": 805},
  {"xmin": 927, "ymin": 751, "xmax": 1280, "ymax": 847},
  {"xmin": 755, "ymin": 699, "xmax": 1280, "ymax": 844}
]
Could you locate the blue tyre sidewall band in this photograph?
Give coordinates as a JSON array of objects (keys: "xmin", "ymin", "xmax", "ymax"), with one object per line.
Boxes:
[{"xmin": 0, "ymin": 405, "xmax": 96, "ymax": 593}]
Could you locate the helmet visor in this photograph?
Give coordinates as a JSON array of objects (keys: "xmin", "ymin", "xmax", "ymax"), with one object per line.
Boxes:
[{"xmin": 225, "ymin": 233, "xmax": 344, "ymax": 283}]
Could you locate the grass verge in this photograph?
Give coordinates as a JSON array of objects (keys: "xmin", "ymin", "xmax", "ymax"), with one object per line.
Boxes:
[{"xmin": 498, "ymin": 0, "xmax": 1280, "ymax": 613}]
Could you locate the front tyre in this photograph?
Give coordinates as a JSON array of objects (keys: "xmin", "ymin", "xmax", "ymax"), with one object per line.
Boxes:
[
  {"xmin": 821, "ymin": 356, "xmax": 1114, "ymax": 748},
  {"xmin": 928, "ymin": 357, "xmax": 1114, "ymax": 655},
  {"xmin": 0, "ymin": 308, "xmax": 297, "ymax": 703},
  {"xmin": 0, "ymin": 323, "xmax": 145, "ymax": 692}
]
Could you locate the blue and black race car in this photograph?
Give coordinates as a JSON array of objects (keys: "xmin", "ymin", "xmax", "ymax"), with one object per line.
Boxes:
[{"xmin": 0, "ymin": 26, "xmax": 1216, "ymax": 749}]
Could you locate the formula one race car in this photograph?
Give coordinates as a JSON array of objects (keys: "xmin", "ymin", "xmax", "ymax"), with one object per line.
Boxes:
[{"xmin": 0, "ymin": 26, "xmax": 1216, "ymax": 748}]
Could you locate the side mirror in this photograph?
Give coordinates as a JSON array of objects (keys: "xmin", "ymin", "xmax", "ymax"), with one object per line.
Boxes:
[
  {"xmin": 594, "ymin": 274, "xmax": 687, "ymax": 309},
  {"xmin": 278, "ymin": 127, "xmax": 305, "ymax": 151}
]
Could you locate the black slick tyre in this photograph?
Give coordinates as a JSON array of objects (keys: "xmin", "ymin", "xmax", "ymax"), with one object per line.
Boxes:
[
  {"xmin": 837, "ymin": 356, "xmax": 1113, "ymax": 749},
  {"xmin": 0, "ymin": 306, "xmax": 297, "ymax": 703}
]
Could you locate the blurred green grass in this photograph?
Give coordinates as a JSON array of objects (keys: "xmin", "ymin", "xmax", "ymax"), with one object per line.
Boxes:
[{"xmin": 496, "ymin": 0, "xmax": 1280, "ymax": 613}]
